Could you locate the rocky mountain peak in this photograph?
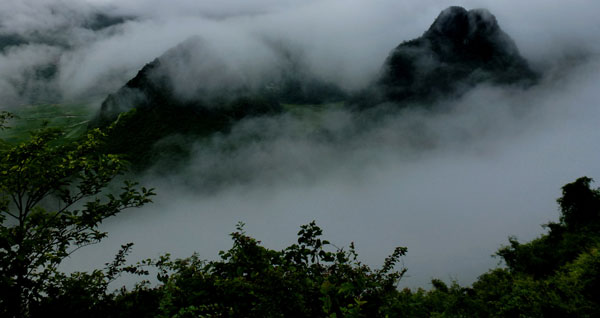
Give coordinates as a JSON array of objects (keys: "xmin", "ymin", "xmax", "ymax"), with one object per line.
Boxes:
[
  {"xmin": 426, "ymin": 7, "xmax": 499, "ymax": 41},
  {"xmin": 373, "ymin": 6, "xmax": 536, "ymax": 105}
]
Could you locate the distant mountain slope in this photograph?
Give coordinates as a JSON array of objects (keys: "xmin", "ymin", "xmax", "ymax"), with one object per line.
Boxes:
[
  {"xmin": 355, "ymin": 6, "xmax": 537, "ymax": 107},
  {"xmin": 0, "ymin": 10, "xmax": 133, "ymax": 105},
  {"xmin": 96, "ymin": 36, "xmax": 346, "ymax": 124},
  {"xmin": 93, "ymin": 36, "xmax": 346, "ymax": 166}
]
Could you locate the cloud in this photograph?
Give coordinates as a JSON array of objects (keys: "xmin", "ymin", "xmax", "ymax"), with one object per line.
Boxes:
[
  {"xmin": 2, "ymin": 0, "xmax": 598, "ymax": 106},
  {"xmin": 62, "ymin": 54, "xmax": 600, "ymax": 288},
  {"xmin": 3, "ymin": 0, "xmax": 598, "ymax": 288}
]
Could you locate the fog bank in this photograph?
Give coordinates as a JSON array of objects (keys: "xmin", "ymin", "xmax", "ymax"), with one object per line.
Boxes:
[{"xmin": 4, "ymin": 0, "xmax": 596, "ymax": 287}]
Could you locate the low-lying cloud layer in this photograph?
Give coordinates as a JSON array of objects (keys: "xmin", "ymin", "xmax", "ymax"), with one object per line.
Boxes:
[
  {"xmin": 1, "ymin": 0, "xmax": 598, "ymax": 105},
  {"xmin": 4, "ymin": 0, "xmax": 599, "ymax": 287},
  {"xmin": 68, "ymin": 58, "xmax": 600, "ymax": 288}
]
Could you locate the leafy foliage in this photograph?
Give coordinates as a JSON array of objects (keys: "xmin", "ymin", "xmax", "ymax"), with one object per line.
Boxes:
[
  {"xmin": 497, "ymin": 177, "xmax": 600, "ymax": 277},
  {"xmin": 0, "ymin": 116, "xmax": 154, "ymax": 317},
  {"xmin": 0, "ymin": 111, "xmax": 14, "ymax": 130},
  {"xmin": 391, "ymin": 176, "xmax": 600, "ymax": 317},
  {"xmin": 133, "ymin": 221, "xmax": 407, "ymax": 318}
]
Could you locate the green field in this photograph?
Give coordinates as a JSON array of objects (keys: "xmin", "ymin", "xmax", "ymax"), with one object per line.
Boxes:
[
  {"xmin": 282, "ymin": 101, "xmax": 345, "ymax": 126},
  {"xmin": 0, "ymin": 103, "xmax": 94, "ymax": 143},
  {"xmin": 282, "ymin": 101, "xmax": 345, "ymax": 114}
]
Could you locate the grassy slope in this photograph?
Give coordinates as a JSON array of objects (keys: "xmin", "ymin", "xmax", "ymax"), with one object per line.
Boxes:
[
  {"xmin": 0, "ymin": 103, "xmax": 93, "ymax": 144},
  {"xmin": 282, "ymin": 101, "xmax": 345, "ymax": 125}
]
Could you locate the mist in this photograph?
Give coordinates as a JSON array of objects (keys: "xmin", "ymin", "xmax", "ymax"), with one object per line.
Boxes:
[
  {"xmin": 3, "ymin": 0, "xmax": 599, "ymax": 288},
  {"xmin": 81, "ymin": 56, "xmax": 598, "ymax": 288},
  {"xmin": 2, "ymin": 0, "xmax": 598, "ymax": 103}
]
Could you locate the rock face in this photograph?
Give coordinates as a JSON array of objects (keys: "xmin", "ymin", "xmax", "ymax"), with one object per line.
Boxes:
[{"xmin": 374, "ymin": 6, "xmax": 537, "ymax": 105}]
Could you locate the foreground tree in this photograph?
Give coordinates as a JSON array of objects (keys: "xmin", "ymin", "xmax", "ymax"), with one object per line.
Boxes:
[
  {"xmin": 107, "ymin": 221, "xmax": 408, "ymax": 318},
  {"xmin": 0, "ymin": 116, "xmax": 154, "ymax": 317}
]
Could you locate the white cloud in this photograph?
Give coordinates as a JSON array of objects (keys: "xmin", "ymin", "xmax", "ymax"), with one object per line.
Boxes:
[{"xmin": 2, "ymin": 0, "xmax": 598, "ymax": 288}]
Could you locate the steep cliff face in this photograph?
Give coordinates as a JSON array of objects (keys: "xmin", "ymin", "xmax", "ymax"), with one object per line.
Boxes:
[{"xmin": 375, "ymin": 6, "xmax": 537, "ymax": 105}]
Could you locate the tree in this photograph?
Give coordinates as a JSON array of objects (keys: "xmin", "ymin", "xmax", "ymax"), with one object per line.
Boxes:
[
  {"xmin": 135, "ymin": 221, "xmax": 408, "ymax": 318},
  {"xmin": 557, "ymin": 176, "xmax": 600, "ymax": 230},
  {"xmin": 0, "ymin": 111, "xmax": 13, "ymax": 129},
  {"xmin": 496, "ymin": 177, "xmax": 600, "ymax": 278},
  {"xmin": 0, "ymin": 115, "xmax": 154, "ymax": 317}
]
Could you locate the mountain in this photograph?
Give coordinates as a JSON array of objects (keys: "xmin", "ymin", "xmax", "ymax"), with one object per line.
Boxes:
[
  {"xmin": 93, "ymin": 6, "xmax": 537, "ymax": 168},
  {"xmin": 356, "ymin": 6, "xmax": 537, "ymax": 107}
]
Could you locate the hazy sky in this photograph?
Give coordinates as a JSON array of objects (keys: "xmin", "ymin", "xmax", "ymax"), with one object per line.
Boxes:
[{"xmin": 2, "ymin": 0, "xmax": 599, "ymax": 288}]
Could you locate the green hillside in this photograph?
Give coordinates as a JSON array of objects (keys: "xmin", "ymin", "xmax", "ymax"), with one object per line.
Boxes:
[{"xmin": 0, "ymin": 103, "xmax": 93, "ymax": 144}]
